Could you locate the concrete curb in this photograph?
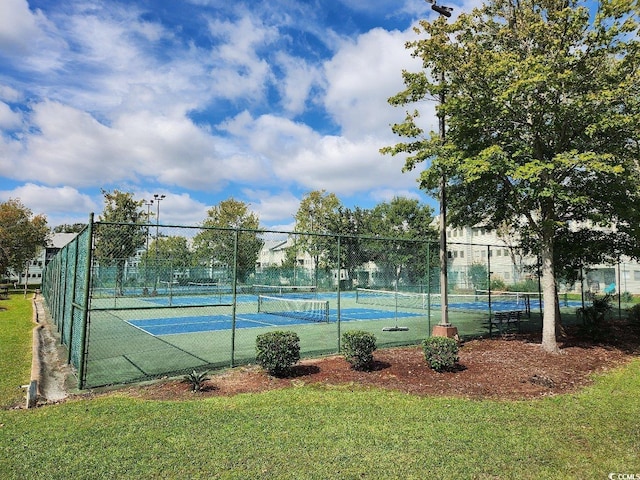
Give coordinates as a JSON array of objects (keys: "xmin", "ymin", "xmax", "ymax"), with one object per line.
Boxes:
[{"xmin": 26, "ymin": 293, "xmax": 42, "ymax": 409}]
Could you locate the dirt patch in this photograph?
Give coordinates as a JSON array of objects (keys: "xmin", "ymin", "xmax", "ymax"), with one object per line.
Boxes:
[{"xmin": 112, "ymin": 322, "xmax": 639, "ymax": 402}]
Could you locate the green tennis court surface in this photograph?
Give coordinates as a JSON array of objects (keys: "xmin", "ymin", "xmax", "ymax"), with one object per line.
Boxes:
[{"xmin": 128, "ymin": 308, "xmax": 422, "ymax": 336}]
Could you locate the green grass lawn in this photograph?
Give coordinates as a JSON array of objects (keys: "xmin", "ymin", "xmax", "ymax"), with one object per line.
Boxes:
[
  {"xmin": 1, "ymin": 294, "xmax": 639, "ymax": 478},
  {"xmin": 0, "ymin": 293, "xmax": 34, "ymax": 408}
]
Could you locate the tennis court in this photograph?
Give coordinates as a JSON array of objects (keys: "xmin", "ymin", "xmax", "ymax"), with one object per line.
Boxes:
[{"xmin": 127, "ymin": 308, "xmax": 422, "ymax": 336}]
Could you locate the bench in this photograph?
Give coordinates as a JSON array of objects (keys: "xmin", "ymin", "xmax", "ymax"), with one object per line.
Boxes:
[
  {"xmin": 0, "ymin": 285, "xmax": 9, "ymax": 300},
  {"xmin": 489, "ymin": 310, "xmax": 522, "ymax": 336}
]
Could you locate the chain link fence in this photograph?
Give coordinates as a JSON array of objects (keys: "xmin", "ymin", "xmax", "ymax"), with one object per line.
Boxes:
[{"xmin": 43, "ymin": 218, "xmax": 596, "ymax": 389}]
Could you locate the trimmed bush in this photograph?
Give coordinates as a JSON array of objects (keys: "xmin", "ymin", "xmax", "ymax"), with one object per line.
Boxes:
[
  {"xmin": 422, "ymin": 336, "xmax": 459, "ymax": 372},
  {"xmin": 342, "ymin": 330, "xmax": 377, "ymax": 371},
  {"xmin": 255, "ymin": 331, "xmax": 300, "ymax": 377}
]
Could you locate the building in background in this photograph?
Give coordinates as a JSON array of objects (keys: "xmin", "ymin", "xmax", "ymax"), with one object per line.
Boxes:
[{"xmin": 10, "ymin": 233, "xmax": 78, "ymax": 286}]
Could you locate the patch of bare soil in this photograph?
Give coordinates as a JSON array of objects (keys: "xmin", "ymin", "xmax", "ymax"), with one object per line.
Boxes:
[{"xmin": 115, "ymin": 320, "xmax": 639, "ymax": 402}]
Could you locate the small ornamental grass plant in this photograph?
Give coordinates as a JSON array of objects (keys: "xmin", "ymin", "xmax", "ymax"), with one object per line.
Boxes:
[
  {"xmin": 255, "ymin": 331, "xmax": 300, "ymax": 377},
  {"xmin": 342, "ymin": 330, "xmax": 377, "ymax": 371},
  {"xmin": 422, "ymin": 336, "xmax": 459, "ymax": 372},
  {"xmin": 183, "ymin": 370, "xmax": 209, "ymax": 392}
]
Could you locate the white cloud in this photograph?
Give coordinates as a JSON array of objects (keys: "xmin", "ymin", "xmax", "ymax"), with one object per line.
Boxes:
[
  {"xmin": 18, "ymin": 101, "xmax": 134, "ymax": 187},
  {"xmin": 0, "ymin": 0, "xmax": 66, "ymax": 71},
  {"xmin": 0, "ymin": 85, "xmax": 21, "ymax": 102},
  {"xmin": 0, "ymin": 0, "xmax": 45, "ymax": 54},
  {"xmin": 222, "ymin": 111, "xmax": 420, "ymax": 197},
  {"xmin": 242, "ymin": 189, "xmax": 301, "ymax": 224},
  {"xmin": 323, "ymin": 27, "xmax": 425, "ymax": 139},
  {"xmin": 0, "ymin": 102, "xmax": 22, "ymax": 130},
  {"xmin": 134, "ymin": 191, "xmax": 210, "ymax": 227},
  {"xmin": 274, "ymin": 52, "xmax": 322, "ymax": 115},
  {"xmin": 0, "ymin": 183, "xmax": 97, "ymax": 221},
  {"xmin": 206, "ymin": 15, "xmax": 278, "ymax": 101},
  {"xmin": 0, "ymin": 1, "xmax": 441, "ymax": 228}
]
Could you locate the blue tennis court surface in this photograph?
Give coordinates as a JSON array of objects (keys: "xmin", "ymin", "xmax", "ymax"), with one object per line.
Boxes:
[{"xmin": 127, "ymin": 308, "xmax": 421, "ymax": 336}]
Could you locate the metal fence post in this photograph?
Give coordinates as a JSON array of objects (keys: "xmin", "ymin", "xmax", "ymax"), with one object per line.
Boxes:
[
  {"xmin": 336, "ymin": 235, "xmax": 341, "ymax": 353},
  {"xmin": 230, "ymin": 229, "xmax": 239, "ymax": 368},
  {"xmin": 77, "ymin": 214, "xmax": 94, "ymax": 389}
]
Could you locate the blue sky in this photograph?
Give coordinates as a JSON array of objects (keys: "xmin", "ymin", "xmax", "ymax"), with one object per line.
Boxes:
[{"xmin": 0, "ymin": 0, "xmax": 481, "ymax": 229}]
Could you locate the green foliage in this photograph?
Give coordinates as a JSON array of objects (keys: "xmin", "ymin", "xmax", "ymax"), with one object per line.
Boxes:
[
  {"xmin": 193, "ymin": 198, "xmax": 263, "ymax": 282},
  {"xmin": 422, "ymin": 336, "xmax": 459, "ymax": 372},
  {"xmin": 628, "ymin": 304, "xmax": 640, "ymax": 330},
  {"xmin": 294, "ymin": 190, "xmax": 341, "ymax": 275},
  {"xmin": 255, "ymin": 331, "xmax": 300, "ymax": 377},
  {"xmin": 467, "ymin": 263, "xmax": 488, "ymax": 290},
  {"xmin": 366, "ymin": 197, "xmax": 436, "ymax": 285},
  {"xmin": 342, "ymin": 330, "xmax": 377, "ymax": 371},
  {"xmin": 183, "ymin": 370, "xmax": 210, "ymax": 392},
  {"xmin": 577, "ymin": 295, "xmax": 613, "ymax": 341},
  {"xmin": 93, "ymin": 190, "xmax": 146, "ymax": 295},
  {"xmin": 0, "ymin": 199, "xmax": 49, "ymax": 278},
  {"xmin": 490, "ymin": 278, "xmax": 507, "ymax": 291},
  {"xmin": 509, "ymin": 279, "xmax": 539, "ymax": 292},
  {"xmin": 382, "ymin": 0, "xmax": 640, "ymax": 350}
]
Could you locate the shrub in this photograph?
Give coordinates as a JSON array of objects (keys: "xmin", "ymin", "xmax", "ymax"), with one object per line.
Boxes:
[
  {"xmin": 628, "ymin": 303, "xmax": 640, "ymax": 330},
  {"xmin": 422, "ymin": 336, "xmax": 459, "ymax": 372},
  {"xmin": 183, "ymin": 370, "xmax": 209, "ymax": 392},
  {"xmin": 342, "ymin": 330, "xmax": 377, "ymax": 371},
  {"xmin": 576, "ymin": 295, "xmax": 613, "ymax": 341},
  {"xmin": 255, "ymin": 331, "xmax": 300, "ymax": 377}
]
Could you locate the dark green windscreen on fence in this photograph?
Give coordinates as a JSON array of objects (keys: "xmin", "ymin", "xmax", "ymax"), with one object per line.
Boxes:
[{"xmin": 42, "ymin": 220, "xmax": 588, "ymax": 389}]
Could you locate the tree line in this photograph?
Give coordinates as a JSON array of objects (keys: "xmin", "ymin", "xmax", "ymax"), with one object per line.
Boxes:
[{"xmin": 92, "ymin": 189, "xmax": 438, "ymax": 294}]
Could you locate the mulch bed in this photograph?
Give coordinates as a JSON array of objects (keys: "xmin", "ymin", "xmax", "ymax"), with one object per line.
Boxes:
[{"xmin": 114, "ymin": 320, "xmax": 639, "ymax": 402}]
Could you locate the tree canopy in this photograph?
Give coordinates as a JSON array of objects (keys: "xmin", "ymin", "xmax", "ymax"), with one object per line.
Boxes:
[
  {"xmin": 93, "ymin": 190, "xmax": 146, "ymax": 294},
  {"xmin": 0, "ymin": 199, "xmax": 49, "ymax": 280},
  {"xmin": 193, "ymin": 198, "xmax": 263, "ymax": 282},
  {"xmin": 382, "ymin": 0, "xmax": 640, "ymax": 352}
]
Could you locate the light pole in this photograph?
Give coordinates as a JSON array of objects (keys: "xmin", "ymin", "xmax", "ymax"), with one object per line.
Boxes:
[
  {"xmin": 142, "ymin": 199, "xmax": 154, "ymax": 295},
  {"xmin": 153, "ymin": 194, "xmax": 165, "ymax": 294},
  {"xmin": 426, "ymin": 0, "xmax": 457, "ymax": 337}
]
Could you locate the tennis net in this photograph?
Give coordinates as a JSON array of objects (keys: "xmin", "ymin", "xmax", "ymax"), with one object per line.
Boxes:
[
  {"xmin": 356, "ymin": 288, "xmax": 536, "ymax": 313},
  {"xmin": 258, "ymin": 295, "xmax": 330, "ymax": 323},
  {"xmin": 355, "ymin": 288, "xmax": 429, "ymax": 310},
  {"xmin": 253, "ymin": 284, "xmax": 317, "ymax": 296}
]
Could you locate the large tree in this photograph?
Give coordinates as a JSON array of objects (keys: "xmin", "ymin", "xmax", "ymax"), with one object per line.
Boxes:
[
  {"xmin": 93, "ymin": 190, "xmax": 146, "ymax": 294},
  {"xmin": 0, "ymin": 199, "xmax": 49, "ymax": 280},
  {"xmin": 193, "ymin": 198, "xmax": 263, "ymax": 283},
  {"xmin": 293, "ymin": 190, "xmax": 342, "ymax": 285},
  {"xmin": 382, "ymin": 0, "xmax": 640, "ymax": 352},
  {"xmin": 367, "ymin": 197, "xmax": 437, "ymax": 287},
  {"xmin": 143, "ymin": 235, "xmax": 194, "ymax": 284}
]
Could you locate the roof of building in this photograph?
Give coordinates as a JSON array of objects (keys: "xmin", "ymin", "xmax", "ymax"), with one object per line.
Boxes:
[{"xmin": 48, "ymin": 232, "xmax": 78, "ymax": 249}]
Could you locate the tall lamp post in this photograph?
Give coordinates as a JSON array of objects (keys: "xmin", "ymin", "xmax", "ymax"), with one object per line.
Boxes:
[
  {"xmin": 143, "ymin": 199, "xmax": 154, "ymax": 295},
  {"xmin": 426, "ymin": 0, "xmax": 458, "ymax": 338},
  {"xmin": 152, "ymin": 194, "xmax": 166, "ymax": 294}
]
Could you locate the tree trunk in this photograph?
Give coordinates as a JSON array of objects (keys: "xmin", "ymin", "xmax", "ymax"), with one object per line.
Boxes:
[{"xmin": 540, "ymin": 236, "xmax": 560, "ymax": 353}]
